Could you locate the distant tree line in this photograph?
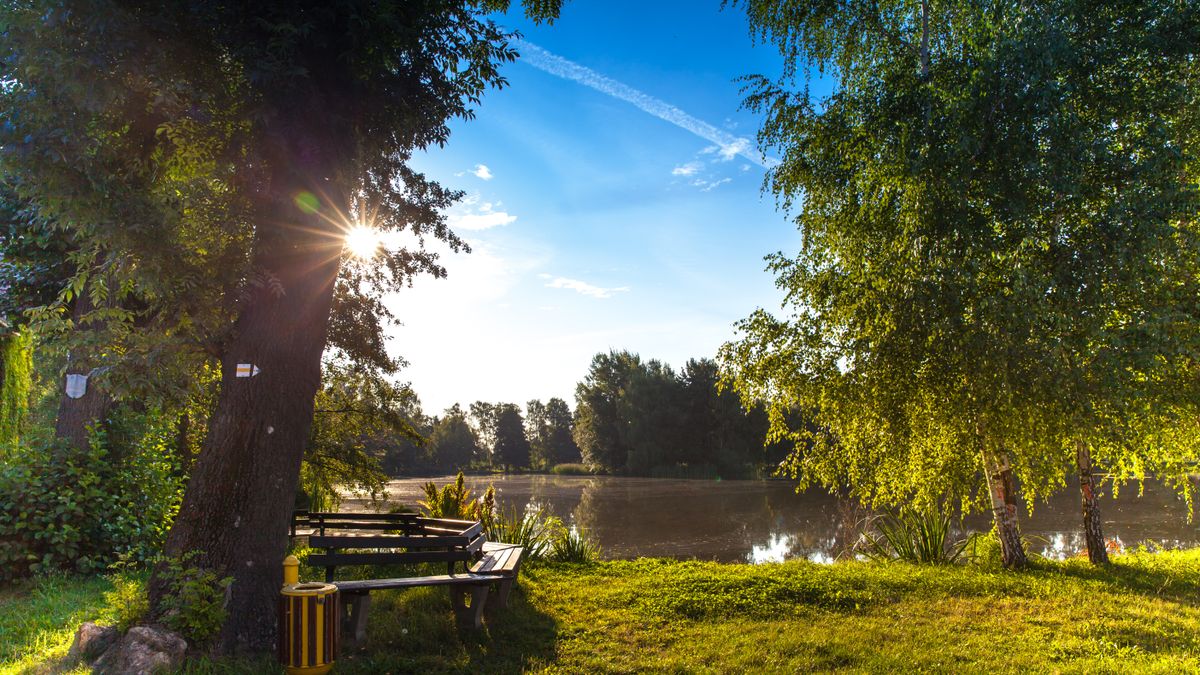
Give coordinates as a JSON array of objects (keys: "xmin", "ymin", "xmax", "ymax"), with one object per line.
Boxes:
[
  {"xmin": 573, "ymin": 351, "xmax": 792, "ymax": 478},
  {"xmin": 311, "ymin": 350, "xmax": 793, "ymax": 481}
]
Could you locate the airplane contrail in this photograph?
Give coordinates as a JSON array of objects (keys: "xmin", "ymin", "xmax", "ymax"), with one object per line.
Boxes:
[{"xmin": 515, "ymin": 39, "xmax": 773, "ymax": 169}]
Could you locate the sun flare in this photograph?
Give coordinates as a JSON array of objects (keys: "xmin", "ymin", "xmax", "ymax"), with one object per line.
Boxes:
[{"xmin": 344, "ymin": 226, "xmax": 381, "ymax": 259}]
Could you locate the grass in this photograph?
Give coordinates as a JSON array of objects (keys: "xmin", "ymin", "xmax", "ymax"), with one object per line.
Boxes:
[
  {"xmin": 5, "ymin": 550, "xmax": 1200, "ymax": 673},
  {"xmin": 0, "ymin": 573, "xmax": 121, "ymax": 674}
]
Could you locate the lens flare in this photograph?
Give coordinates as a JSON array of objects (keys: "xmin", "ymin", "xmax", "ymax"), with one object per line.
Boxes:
[{"xmin": 344, "ymin": 226, "xmax": 381, "ymax": 259}]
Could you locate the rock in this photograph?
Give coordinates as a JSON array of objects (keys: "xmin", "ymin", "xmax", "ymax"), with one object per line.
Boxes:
[
  {"xmin": 67, "ymin": 622, "xmax": 119, "ymax": 664},
  {"xmin": 92, "ymin": 625, "xmax": 188, "ymax": 675}
]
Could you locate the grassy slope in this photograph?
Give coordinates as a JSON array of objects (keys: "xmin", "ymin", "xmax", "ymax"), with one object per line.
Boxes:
[{"xmin": 4, "ymin": 551, "xmax": 1200, "ymax": 674}]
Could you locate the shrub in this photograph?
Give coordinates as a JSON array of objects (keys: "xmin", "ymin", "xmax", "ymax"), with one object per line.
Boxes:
[
  {"xmin": 105, "ymin": 571, "xmax": 149, "ymax": 632},
  {"xmin": 418, "ymin": 471, "xmax": 496, "ymax": 531},
  {"xmin": 548, "ymin": 463, "xmax": 591, "ymax": 476},
  {"xmin": 157, "ymin": 551, "xmax": 233, "ymax": 645},
  {"xmin": 0, "ymin": 413, "xmax": 185, "ymax": 582}
]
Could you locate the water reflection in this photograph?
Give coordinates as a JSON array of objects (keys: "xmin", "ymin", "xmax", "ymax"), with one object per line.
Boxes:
[{"xmin": 361, "ymin": 475, "xmax": 1200, "ymax": 563}]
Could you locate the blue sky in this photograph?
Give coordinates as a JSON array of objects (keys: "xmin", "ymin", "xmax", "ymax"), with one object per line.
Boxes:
[{"xmin": 387, "ymin": 1, "xmax": 811, "ymax": 414}]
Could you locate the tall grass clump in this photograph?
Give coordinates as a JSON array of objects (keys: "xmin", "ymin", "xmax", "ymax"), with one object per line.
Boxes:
[
  {"xmin": 550, "ymin": 525, "xmax": 601, "ymax": 563},
  {"xmin": 857, "ymin": 506, "xmax": 972, "ymax": 564},
  {"xmin": 490, "ymin": 504, "xmax": 564, "ymax": 560}
]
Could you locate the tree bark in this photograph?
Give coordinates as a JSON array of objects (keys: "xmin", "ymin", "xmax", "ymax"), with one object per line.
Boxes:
[
  {"xmin": 150, "ymin": 174, "xmax": 343, "ymax": 653},
  {"xmin": 983, "ymin": 449, "xmax": 1028, "ymax": 568},
  {"xmin": 54, "ymin": 294, "xmax": 114, "ymax": 453},
  {"xmin": 1076, "ymin": 440, "xmax": 1109, "ymax": 564}
]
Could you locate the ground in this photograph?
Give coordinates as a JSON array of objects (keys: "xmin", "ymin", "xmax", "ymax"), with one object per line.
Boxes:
[{"xmin": 3, "ymin": 550, "xmax": 1199, "ymax": 673}]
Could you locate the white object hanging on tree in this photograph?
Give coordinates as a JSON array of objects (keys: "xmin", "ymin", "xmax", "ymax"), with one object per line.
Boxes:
[{"xmin": 65, "ymin": 373, "xmax": 88, "ymax": 399}]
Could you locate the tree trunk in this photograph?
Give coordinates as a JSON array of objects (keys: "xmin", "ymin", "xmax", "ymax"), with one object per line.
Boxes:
[
  {"xmin": 150, "ymin": 195, "xmax": 342, "ymax": 653},
  {"xmin": 1076, "ymin": 440, "xmax": 1108, "ymax": 564},
  {"xmin": 983, "ymin": 449, "xmax": 1027, "ymax": 568},
  {"xmin": 54, "ymin": 295, "xmax": 114, "ymax": 453}
]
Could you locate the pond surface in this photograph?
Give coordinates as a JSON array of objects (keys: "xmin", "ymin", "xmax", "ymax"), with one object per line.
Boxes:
[{"xmin": 351, "ymin": 475, "xmax": 1200, "ymax": 563}]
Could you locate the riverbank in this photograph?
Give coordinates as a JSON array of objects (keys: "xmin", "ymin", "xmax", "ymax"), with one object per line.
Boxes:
[{"xmin": 4, "ymin": 550, "xmax": 1200, "ymax": 673}]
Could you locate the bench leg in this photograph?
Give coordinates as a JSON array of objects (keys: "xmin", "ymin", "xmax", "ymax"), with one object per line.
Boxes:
[
  {"xmin": 450, "ymin": 585, "xmax": 488, "ymax": 629},
  {"xmin": 491, "ymin": 579, "xmax": 515, "ymax": 610},
  {"xmin": 339, "ymin": 592, "xmax": 371, "ymax": 647}
]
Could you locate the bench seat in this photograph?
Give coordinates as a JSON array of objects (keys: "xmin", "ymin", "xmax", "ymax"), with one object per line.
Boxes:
[
  {"xmin": 334, "ymin": 573, "xmax": 494, "ymax": 641},
  {"xmin": 315, "ymin": 540, "xmax": 527, "ymax": 645},
  {"xmin": 468, "ymin": 542, "xmax": 525, "ymax": 609}
]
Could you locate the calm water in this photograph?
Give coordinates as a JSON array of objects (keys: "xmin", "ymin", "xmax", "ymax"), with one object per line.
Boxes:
[{"xmin": 350, "ymin": 475, "xmax": 1200, "ymax": 563}]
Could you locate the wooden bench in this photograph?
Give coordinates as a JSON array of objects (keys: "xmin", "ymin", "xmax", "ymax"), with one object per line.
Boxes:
[
  {"xmin": 470, "ymin": 541, "xmax": 525, "ymax": 610},
  {"xmin": 292, "ymin": 510, "xmax": 423, "ymax": 538},
  {"xmin": 304, "ymin": 518, "xmax": 525, "ymax": 643}
]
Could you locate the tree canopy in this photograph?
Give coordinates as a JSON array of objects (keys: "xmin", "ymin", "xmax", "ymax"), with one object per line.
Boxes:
[
  {"xmin": 1, "ymin": 0, "xmax": 563, "ymax": 652},
  {"xmin": 721, "ymin": 0, "xmax": 1200, "ymax": 566}
]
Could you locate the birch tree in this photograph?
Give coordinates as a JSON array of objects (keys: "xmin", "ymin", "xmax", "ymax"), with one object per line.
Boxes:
[{"xmin": 721, "ymin": 0, "xmax": 1200, "ymax": 567}]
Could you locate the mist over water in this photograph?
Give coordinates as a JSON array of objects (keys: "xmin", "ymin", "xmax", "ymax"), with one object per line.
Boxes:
[{"xmin": 356, "ymin": 475, "xmax": 1200, "ymax": 563}]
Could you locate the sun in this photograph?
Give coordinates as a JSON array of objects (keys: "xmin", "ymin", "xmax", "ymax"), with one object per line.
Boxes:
[{"xmin": 344, "ymin": 226, "xmax": 381, "ymax": 259}]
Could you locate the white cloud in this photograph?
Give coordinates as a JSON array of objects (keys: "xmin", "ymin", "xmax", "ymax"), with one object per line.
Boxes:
[
  {"xmin": 543, "ymin": 276, "xmax": 630, "ymax": 299},
  {"xmin": 473, "ymin": 164, "xmax": 494, "ymax": 180},
  {"xmin": 450, "ymin": 210, "xmax": 517, "ymax": 230},
  {"xmin": 671, "ymin": 161, "xmax": 702, "ymax": 176},
  {"xmin": 691, "ymin": 177, "xmax": 732, "ymax": 192},
  {"xmin": 516, "ymin": 40, "xmax": 775, "ymax": 169}
]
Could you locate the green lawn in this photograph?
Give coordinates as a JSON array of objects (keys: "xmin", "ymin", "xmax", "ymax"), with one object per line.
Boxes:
[{"xmin": 4, "ymin": 550, "xmax": 1200, "ymax": 673}]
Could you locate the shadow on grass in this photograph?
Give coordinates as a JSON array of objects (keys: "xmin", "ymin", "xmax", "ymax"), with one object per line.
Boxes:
[
  {"xmin": 1032, "ymin": 555, "xmax": 1200, "ymax": 605},
  {"xmin": 331, "ymin": 582, "xmax": 559, "ymax": 674}
]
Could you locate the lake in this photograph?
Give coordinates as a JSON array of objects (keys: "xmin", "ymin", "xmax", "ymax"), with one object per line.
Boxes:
[{"xmin": 351, "ymin": 474, "xmax": 1200, "ymax": 563}]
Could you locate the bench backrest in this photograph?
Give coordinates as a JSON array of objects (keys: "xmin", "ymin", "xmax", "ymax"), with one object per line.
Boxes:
[{"xmin": 305, "ymin": 520, "xmax": 488, "ymax": 582}]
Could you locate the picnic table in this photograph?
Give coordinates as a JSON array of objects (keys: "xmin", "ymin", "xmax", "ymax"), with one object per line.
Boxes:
[{"xmin": 293, "ymin": 511, "xmax": 525, "ymax": 642}]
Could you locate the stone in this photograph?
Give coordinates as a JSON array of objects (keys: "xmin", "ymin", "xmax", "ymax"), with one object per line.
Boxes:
[
  {"xmin": 66, "ymin": 622, "xmax": 119, "ymax": 664},
  {"xmin": 92, "ymin": 625, "xmax": 188, "ymax": 675}
]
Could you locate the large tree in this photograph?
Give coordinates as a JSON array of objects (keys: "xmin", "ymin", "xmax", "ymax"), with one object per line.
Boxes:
[
  {"xmin": 721, "ymin": 0, "xmax": 1200, "ymax": 568},
  {"xmin": 526, "ymin": 397, "xmax": 582, "ymax": 469},
  {"xmin": 493, "ymin": 403, "xmax": 531, "ymax": 471},
  {"xmin": 428, "ymin": 404, "xmax": 482, "ymax": 471},
  {"xmin": 1, "ymin": 0, "xmax": 560, "ymax": 652},
  {"xmin": 543, "ymin": 397, "xmax": 582, "ymax": 466}
]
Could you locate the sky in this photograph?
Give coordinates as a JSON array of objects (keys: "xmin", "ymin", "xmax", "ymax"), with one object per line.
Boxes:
[{"xmin": 385, "ymin": 1, "xmax": 812, "ymax": 414}]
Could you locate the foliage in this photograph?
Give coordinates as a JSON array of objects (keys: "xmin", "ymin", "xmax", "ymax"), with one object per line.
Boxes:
[
  {"xmin": 303, "ymin": 362, "xmax": 424, "ymax": 509},
  {"xmin": 0, "ymin": 416, "xmax": 184, "ymax": 581},
  {"xmin": 0, "ymin": 328, "xmax": 32, "ymax": 453},
  {"xmin": 526, "ymin": 398, "xmax": 581, "ymax": 470},
  {"xmin": 548, "ymin": 463, "xmax": 591, "ymax": 476},
  {"xmin": 549, "ymin": 526, "xmax": 601, "ymax": 563},
  {"xmin": 494, "ymin": 404, "xmax": 532, "ymax": 471},
  {"xmin": 574, "ymin": 351, "xmax": 780, "ymax": 476},
  {"xmin": 425, "ymin": 404, "xmax": 482, "ymax": 473},
  {"xmin": 0, "ymin": 190, "xmax": 73, "ymax": 328},
  {"xmin": 489, "ymin": 504, "xmax": 563, "ymax": 560},
  {"xmin": 11, "ymin": 550, "xmax": 1200, "ymax": 672},
  {"xmin": 156, "ymin": 551, "xmax": 233, "ymax": 646},
  {"xmin": 105, "ymin": 571, "xmax": 149, "ymax": 632},
  {"xmin": 856, "ymin": 507, "xmax": 971, "ymax": 565},
  {"xmin": 418, "ymin": 472, "xmax": 495, "ymax": 533},
  {"xmin": 720, "ymin": 0, "xmax": 1200, "ymax": 517},
  {"xmin": 469, "ymin": 401, "xmax": 501, "ymax": 464}
]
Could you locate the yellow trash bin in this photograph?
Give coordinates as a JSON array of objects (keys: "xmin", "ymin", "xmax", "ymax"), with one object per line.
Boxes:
[{"xmin": 278, "ymin": 557, "xmax": 339, "ymax": 675}]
